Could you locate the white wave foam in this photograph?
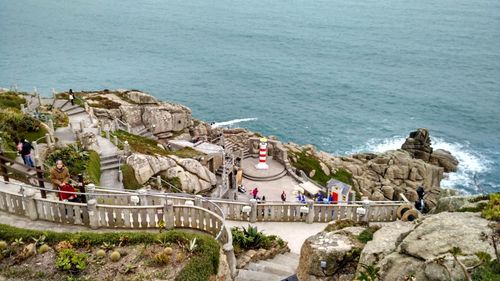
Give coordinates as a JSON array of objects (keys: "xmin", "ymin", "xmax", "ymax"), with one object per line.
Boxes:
[
  {"xmin": 350, "ymin": 135, "xmax": 492, "ymax": 193},
  {"xmin": 212, "ymin": 118, "xmax": 257, "ymax": 128}
]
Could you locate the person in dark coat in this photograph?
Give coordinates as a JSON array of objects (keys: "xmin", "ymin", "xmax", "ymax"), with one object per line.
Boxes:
[
  {"xmin": 21, "ymin": 139, "xmax": 34, "ymax": 167},
  {"xmin": 68, "ymin": 89, "xmax": 75, "ymax": 106}
]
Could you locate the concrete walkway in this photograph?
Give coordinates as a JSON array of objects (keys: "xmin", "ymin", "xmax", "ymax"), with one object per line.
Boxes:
[{"xmin": 226, "ymin": 220, "xmax": 327, "ymax": 254}]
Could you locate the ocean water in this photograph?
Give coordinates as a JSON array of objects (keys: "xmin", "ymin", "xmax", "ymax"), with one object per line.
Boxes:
[{"xmin": 1, "ymin": 0, "xmax": 499, "ymax": 194}]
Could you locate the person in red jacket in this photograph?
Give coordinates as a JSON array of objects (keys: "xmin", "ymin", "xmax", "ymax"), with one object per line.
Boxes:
[{"xmin": 59, "ymin": 183, "xmax": 80, "ymax": 202}]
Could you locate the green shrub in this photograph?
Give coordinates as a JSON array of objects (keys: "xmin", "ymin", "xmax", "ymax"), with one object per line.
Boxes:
[
  {"xmin": 231, "ymin": 225, "xmax": 274, "ymax": 252},
  {"xmin": 481, "ymin": 193, "xmax": 500, "ymax": 221},
  {"xmin": 86, "ymin": 96, "xmax": 121, "ymax": 109},
  {"xmin": 458, "ymin": 202, "xmax": 488, "ymax": 213},
  {"xmin": 0, "ymin": 241, "xmax": 7, "ymax": 249},
  {"xmin": 121, "ymin": 164, "xmax": 142, "ymax": 190},
  {"xmin": 55, "ymin": 248, "xmax": 87, "ymax": 273},
  {"xmin": 471, "ymin": 252, "xmax": 500, "ymax": 281},
  {"xmin": 85, "ymin": 151, "xmax": 101, "ymax": 185},
  {"xmin": 357, "ymin": 226, "xmax": 380, "ymax": 244},
  {"xmin": 0, "ymin": 92, "xmax": 26, "ymax": 109},
  {"xmin": 46, "ymin": 143, "xmax": 90, "ymax": 180},
  {"xmin": 289, "ymin": 149, "xmax": 352, "ymax": 186}
]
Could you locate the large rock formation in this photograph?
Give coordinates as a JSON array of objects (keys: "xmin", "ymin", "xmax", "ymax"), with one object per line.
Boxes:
[
  {"xmin": 285, "ymin": 143, "xmax": 444, "ymax": 209},
  {"xmin": 126, "ymin": 153, "xmax": 216, "ymax": 194},
  {"xmin": 357, "ymin": 212, "xmax": 496, "ymax": 281},
  {"xmin": 402, "ymin": 128, "xmax": 459, "ymax": 172},
  {"xmin": 84, "ymin": 90, "xmax": 194, "ymax": 141},
  {"xmin": 297, "ymin": 225, "xmax": 366, "ymax": 281}
]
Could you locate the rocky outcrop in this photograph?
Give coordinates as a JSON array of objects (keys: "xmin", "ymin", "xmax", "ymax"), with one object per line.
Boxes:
[
  {"xmin": 434, "ymin": 195, "xmax": 488, "ymax": 213},
  {"xmin": 84, "ymin": 90, "xmax": 193, "ymax": 140},
  {"xmin": 358, "ymin": 212, "xmax": 496, "ymax": 281},
  {"xmin": 402, "ymin": 128, "xmax": 459, "ymax": 172},
  {"xmin": 297, "ymin": 225, "xmax": 366, "ymax": 281},
  {"xmin": 126, "ymin": 153, "xmax": 216, "ymax": 194},
  {"xmin": 285, "ymin": 143, "xmax": 444, "ymax": 208}
]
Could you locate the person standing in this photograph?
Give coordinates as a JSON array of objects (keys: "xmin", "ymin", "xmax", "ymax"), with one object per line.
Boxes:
[
  {"xmin": 21, "ymin": 139, "xmax": 34, "ymax": 167},
  {"xmin": 281, "ymin": 190, "xmax": 286, "ymax": 202},
  {"xmin": 16, "ymin": 139, "xmax": 26, "ymax": 165},
  {"xmin": 68, "ymin": 89, "xmax": 75, "ymax": 106},
  {"xmin": 252, "ymin": 187, "xmax": 258, "ymax": 199}
]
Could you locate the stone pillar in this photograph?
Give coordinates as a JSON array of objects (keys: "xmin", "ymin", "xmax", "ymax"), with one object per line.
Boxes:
[
  {"xmin": 51, "ymin": 88, "xmax": 56, "ymax": 99},
  {"xmin": 23, "ymin": 189, "xmax": 38, "ymax": 221},
  {"xmin": 20, "ymin": 104, "xmax": 25, "ymax": 113},
  {"xmin": 48, "ymin": 119, "xmax": 55, "ymax": 132},
  {"xmin": 156, "ymin": 175, "xmax": 162, "ymax": 188},
  {"xmin": 306, "ymin": 200, "xmax": 315, "ymax": 224},
  {"xmin": 113, "ymin": 135, "xmax": 118, "ymax": 146},
  {"xmin": 126, "ymin": 124, "xmax": 131, "ymax": 133},
  {"xmin": 32, "ymin": 141, "xmax": 39, "ymax": 166},
  {"xmin": 138, "ymin": 189, "xmax": 149, "ymax": 206},
  {"xmin": 86, "ymin": 183, "xmax": 96, "ymax": 202},
  {"xmin": 45, "ymin": 133, "xmax": 52, "ymax": 147},
  {"xmin": 79, "ymin": 120, "xmax": 85, "ymax": 132},
  {"xmin": 123, "ymin": 141, "xmax": 130, "ymax": 155},
  {"xmin": 194, "ymin": 195, "xmax": 202, "ymax": 207},
  {"xmin": 362, "ymin": 200, "xmax": 372, "ymax": 223},
  {"xmin": 105, "ymin": 130, "xmax": 111, "ymax": 140},
  {"xmin": 87, "ymin": 199, "xmax": 99, "ymax": 229},
  {"xmin": 223, "ymin": 243, "xmax": 238, "ymax": 278},
  {"xmin": 118, "ymin": 169, "xmax": 123, "ymax": 182},
  {"xmin": 250, "ymin": 199, "xmax": 257, "ymax": 223},
  {"xmin": 164, "ymin": 200, "xmax": 174, "ymax": 229},
  {"xmin": 97, "ymin": 125, "xmax": 102, "ymax": 136}
]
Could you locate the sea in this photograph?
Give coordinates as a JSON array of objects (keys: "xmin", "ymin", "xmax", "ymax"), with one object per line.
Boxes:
[{"xmin": 1, "ymin": 0, "xmax": 499, "ymax": 194}]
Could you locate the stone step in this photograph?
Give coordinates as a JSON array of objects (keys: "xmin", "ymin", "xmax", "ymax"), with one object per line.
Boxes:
[
  {"xmin": 248, "ymin": 260, "xmax": 296, "ymax": 277},
  {"xmin": 135, "ymin": 126, "xmax": 149, "ymax": 135},
  {"xmin": 242, "ymin": 169, "xmax": 287, "ymax": 182},
  {"xmin": 52, "ymin": 99, "xmax": 68, "ymax": 109},
  {"xmin": 271, "ymin": 254, "xmax": 300, "ymax": 269},
  {"xmin": 41, "ymin": 98, "xmax": 54, "ymax": 106},
  {"xmin": 101, "ymin": 158, "xmax": 120, "ymax": 166},
  {"xmin": 64, "ymin": 105, "xmax": 84, "ymax": 113},
  {"xmin": 61, "ymin": 102, "xmax": 80, "ymax": 112},
  {"xmin": 100, "ymin": 154, "xmax": 118, "ymax": 161},
  {"xmin": 100, "ymin": 163, "xmax": 121, "ymax": 171},
  {"xmin": 235, "ymin": 269, "xmax": 287, "ymax": 281}
]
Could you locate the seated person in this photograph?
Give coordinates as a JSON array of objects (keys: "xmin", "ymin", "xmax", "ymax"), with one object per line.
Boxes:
[
  {"xmin": 59, "ymin": 183, "xmax": 80, "ymax": 202},
  {"xmin": 50, "ymin": 160, "xmax": 78, "ymax": 201}
]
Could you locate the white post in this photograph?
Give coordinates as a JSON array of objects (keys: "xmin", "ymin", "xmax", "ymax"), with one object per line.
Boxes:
[
  {"xmin": 138, "ymin": 189, "xmax": 149, "ymax": 206},
  {"xmin": 113, "ymin": 135, "xmax": 118, "ymax": 146},
  {"xmin": 156, "ymin": 175, "xmax": 162, "ymax": 188},
  {"xmin": 45, "ymin": 133, "xmax": 52, "ymax": 147},
  {"xmin": 87, "ymin": 199, "xmax": 99, "ymax": 229},
  {"xmin": 250, "ymin": 199, "xmax": 257, "ymax": 223},
  {"xmin": 306, "ymin": 200, "xmax": 315, "ymax": 224},
  {"xmin": 86, "ymin": 184, "xmax": 96, "ymax": 202},
  {"xmin": 23, "ymin": 189, "xmax": 38, "ymax": 221},
  {"xmin": 48, "ymin": 119, "xmax": 55, "ymax": 132},
  {"xmin": 123, "ymin": 141, "xmax": 130, "ymax": 155},
  {"xmin": 164, "ymin": 200, "xmax": 174, "ymax": 229},
  {"xmin": 51, "ymin": 88, "xmax": 56, "ymax": 99}
]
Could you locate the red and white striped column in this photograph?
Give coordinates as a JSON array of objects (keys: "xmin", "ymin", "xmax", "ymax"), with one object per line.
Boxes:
[{"xmin": 255, "ymin": 137, "xmax": 269, "ymax": 170}]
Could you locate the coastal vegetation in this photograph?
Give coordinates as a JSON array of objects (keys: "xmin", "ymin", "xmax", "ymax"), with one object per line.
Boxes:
[
  {"xmin": 111, "ymin": 129, "xmax": 202, "ymax": 158},
  {"xmin": 231, "ymin": 225, "xmax": 287, "ymax": 256},
  {"xmin": 120, "ymin": 163, "xmax": 142, "ymax": 190},
  {"xmin": 0, "ymin": 224, "xmax": 220, "ymax": 281},
  {"xmin": 288, "ymin": 148, "xmax": 353, "ymax": 186}
]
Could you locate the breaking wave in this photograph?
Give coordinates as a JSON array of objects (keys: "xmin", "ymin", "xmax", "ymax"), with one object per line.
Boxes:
[
  {"xmin": 349, "ymin": 136, "xmax": 492, "ymax": 194},
  {"xmin": 211, "ymin": 118, "xmax": 258, "ymax": 128}
]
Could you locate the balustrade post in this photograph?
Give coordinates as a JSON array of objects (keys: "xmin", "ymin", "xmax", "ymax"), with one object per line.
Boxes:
[
  {"xmin": 77, "ymin": 174, "xmax": 87, "ymax": 203},
  {"xmin": 113, "ymin": 118, "xmax": 118, "ymax": 131},
  {"xmin": 51, "ymin": 88, "xmax": 56, "ymax": 99},
  {"xmin": 86, "ymin": 183, "xmax": 95, "ymax": 202},
  {"xmin": 126, "ymin": 124, "xmax": 131, "ymax": 133},
  {"xmin": 113, "ymin": 135, "xmax": 118, "ymax": 146},
  {"xmin": 306, "ymin": 200, "xmax": 315, "ymax": 224},
  {"xmin": 164, "ymin": 200, "xmax": 174, "ymax": 229},
  {"xmin": 23, "ymin": 189, "xmax": 38, "ymax": 220},
  {"xmin": 79, "ymin": 120, "xmax": 85, "ymax": 132},
  {"xmin": 36, "ymin": 166, "xmax": 46, "ymax": 198},
  {"xmin": 138, "ymin": 189, "xmax": 149, "ymax": 206},
  {"xmin": 123, "ymin": 141, "xmax": 130, "ymax": 155},
  {"xmin": 87, "ymin": 199, "xmax": 99, "ymax": 229},
  {"xmin": 194, "ymin": 195, "xmax": 202, "ymax": 207},
  {"xmin": 250, "ymin": 199, "xmax": 257, "ymax": 223},
  {"xmin": 45, "ymin": 133, "xmax": 52, "ymax": 147},
  {"xmin": 97, "ymin": 125, "xmax": 102, "ymax": 136},
  {"xmin": 32, "ymin": 141, "xmax": 39, "ymax": 166},
  {"xmin": 156, "ymin": 175, "xmax": 162, "ymax": 188},
  {"xmin": 118, "ymin": 169, "xmax": 123, "ymax": 182},
  {"xmin": 48, "ymin": 119, "xmax": 55, "ymax": 132},
  {"xmin": 362, "ymin": 200, "xmax": 372, "ymax": 223},
  {"xmin": 0, "ymin": 150, "xmax": 9, "ymax": 182},
  {"xmin": 105, "ymin": 130, "xmax": 111, "ymax": 140}
]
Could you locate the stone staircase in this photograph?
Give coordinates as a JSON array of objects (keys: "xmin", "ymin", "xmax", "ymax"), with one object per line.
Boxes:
[
  {"xmin": 53, "ymin": 99, "xmax": 86, "ymax": 116},
  {"xmin": 100, "ymin": 155, "xmax": 121, "ymax": 172},
  {"xmin": 132, "ymin": 125, "xmax": 157, "ymax": 140},
  {"xmin": 225, "ymin": 139, "xmax": 250, "ymax": 158},
  {"xmin": 236, "ymin": 252, "xmax": 300, "ymax": 281}
]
